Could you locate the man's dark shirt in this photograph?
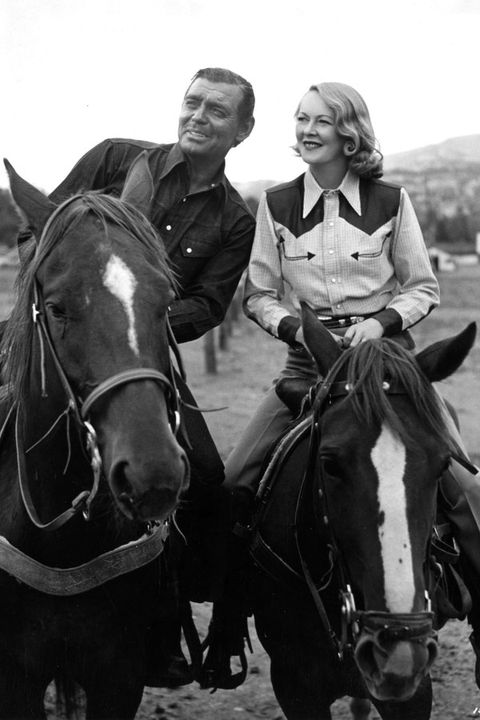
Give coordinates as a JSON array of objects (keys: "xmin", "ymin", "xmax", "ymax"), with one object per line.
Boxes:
[{"xmin": 50, "ymin": 139, "xmax": 255, "ymax": 343}]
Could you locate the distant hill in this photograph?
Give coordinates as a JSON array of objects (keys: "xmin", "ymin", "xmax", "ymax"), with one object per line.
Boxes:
[
  {"xmin": 384, "ymin": 134, "xmax": 480, "ymax": 172},
  {"xmin": 234, "ymin": 134, "xmax": 480, "ymax": 251}
]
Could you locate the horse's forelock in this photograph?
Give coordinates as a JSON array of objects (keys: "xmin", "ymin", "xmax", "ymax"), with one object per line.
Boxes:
[
  {"xmin": 344, "ymin": 340, "xmax": 449, "ymax": 444},
  {"xmin": 1, "ymin": 192, "xmax": 176, "ymax": 404}
]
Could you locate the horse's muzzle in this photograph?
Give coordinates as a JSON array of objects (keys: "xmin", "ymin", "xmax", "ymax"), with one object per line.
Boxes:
[
  {"xmin": 111, "ymin": 451, "xmax": 190, "ymax": 522},
  {"xmin": 354, "ymin": 611, "xmax": 438, "ymax": 701}
]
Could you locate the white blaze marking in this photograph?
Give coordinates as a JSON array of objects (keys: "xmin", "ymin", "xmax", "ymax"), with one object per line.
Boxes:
[
  {"xmin": 371, "ymin": 423, "xmax": 415, "ymax": 612},
  {"xmin": 102, "ymin": 255, "xmax": 139, "ymax": 355}
]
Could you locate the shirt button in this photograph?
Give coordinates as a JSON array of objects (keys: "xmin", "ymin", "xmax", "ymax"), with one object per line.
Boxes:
[
  {"xmin": 182, "ymin": 198, "xmax": 187, "ymax": 203},
  {"xmin": 186, "ymin": 247, "xmax": 192, "ymax": 254},
  {"xmin": 331, "ymin": 278, "xmax": 336, "ymax": 283},
  {"xmin": 336, "ymin": 304, "xmax": 342, "ymax": 309},
  {"xmin": 166, "ymin": 224, "xmax": 172, "ymax": 231},
  {"xmin": 328, "ymin": 222, "xmax": 334, "ymax": 227},
  {"xmin": 328, "ymin": 249, "xmax": 334, "ymax": 255}
]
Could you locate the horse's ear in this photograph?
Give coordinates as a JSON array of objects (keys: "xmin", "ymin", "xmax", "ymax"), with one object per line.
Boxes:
[
  {"xmin": 416, "ymin": 322, "xmax": 477, "ymax": 382},
  {"xmin": 301, "ymin": 303, "xmax": 342, "ymax": 376},
  {"xmin": 120, "ymin": 151, "xmax": 154, "ymax": 217},
  {"xmin": 4, "ymin": 158, "xmax": 56, "ymax": 240}
]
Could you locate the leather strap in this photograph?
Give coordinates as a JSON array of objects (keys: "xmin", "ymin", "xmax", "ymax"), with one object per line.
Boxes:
[{"xmin": 0, "ymin": 523, "xmax": 168, "ymax": 595}]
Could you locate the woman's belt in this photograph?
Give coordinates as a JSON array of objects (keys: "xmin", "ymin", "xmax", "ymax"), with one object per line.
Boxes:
[{"xmin": 316, "ymin": 313, "xmax": 377, "ymax": 329}]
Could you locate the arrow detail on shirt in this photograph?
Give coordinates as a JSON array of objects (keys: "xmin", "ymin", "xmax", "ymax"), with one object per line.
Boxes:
[
  {"xmin": 278, "ymin": 239, "xmax": 316, "ymax": 261},
  {"xmin": 351, "ymin": 235, "xmax": 389, "ymax": 260}
]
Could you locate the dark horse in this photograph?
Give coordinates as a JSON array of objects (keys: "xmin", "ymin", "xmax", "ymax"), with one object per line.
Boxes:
[
  {"xmin": 0, "ymin": 154, "xmax": 190, "ymax": 719},
  {"xmin": 249, "ymin": 304, "xmax": 476, "ymax": 720}
]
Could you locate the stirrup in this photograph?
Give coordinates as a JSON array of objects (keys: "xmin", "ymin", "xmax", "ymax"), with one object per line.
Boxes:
[
  {"xmin": 199, "ymin": 643, "xmax": 249, "ymax": 692},
  {"xmin": 198, "ymin": 617, "xmax": 252, "ymax": 692}
]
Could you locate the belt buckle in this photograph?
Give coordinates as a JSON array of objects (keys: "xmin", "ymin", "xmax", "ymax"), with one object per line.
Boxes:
[{"xmin": 350, "ymin": 316, "xmax": 365, "ymax": 325}]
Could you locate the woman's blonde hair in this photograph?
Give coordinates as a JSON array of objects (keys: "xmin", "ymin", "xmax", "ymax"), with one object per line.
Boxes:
[{"xmin": 296, "ymin": 82, "xmax": 383, "ymax": 179}]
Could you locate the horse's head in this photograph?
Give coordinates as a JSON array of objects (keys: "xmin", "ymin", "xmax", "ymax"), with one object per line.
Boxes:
[
  {"xmin": 301, "ymin": 304, "xmax": 476, "ymax": 701},
  {"xmin": 3, "ymin": 154, "xmax": 189, "ymax": 524}
]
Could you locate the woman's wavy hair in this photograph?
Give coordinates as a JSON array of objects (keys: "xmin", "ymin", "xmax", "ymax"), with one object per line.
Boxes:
[{"xmin": 295, "ymin": 82, "xmax": 383, "ymax": 179}]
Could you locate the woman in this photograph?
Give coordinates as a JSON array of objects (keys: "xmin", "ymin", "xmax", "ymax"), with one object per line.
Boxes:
[{"xmin": 226, "ymin": 81, "xmax": 439, "ymax": 504}]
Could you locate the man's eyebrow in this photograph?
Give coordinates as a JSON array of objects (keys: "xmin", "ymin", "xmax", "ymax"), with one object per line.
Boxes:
[{"xmin": 184, "ymin": 92, "xmax": 230, "ymax": 110}]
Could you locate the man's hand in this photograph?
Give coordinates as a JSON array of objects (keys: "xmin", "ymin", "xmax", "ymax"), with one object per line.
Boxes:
[{"xmin": 343, "ymin": 318, "xmax": 384, "ymax": 347}]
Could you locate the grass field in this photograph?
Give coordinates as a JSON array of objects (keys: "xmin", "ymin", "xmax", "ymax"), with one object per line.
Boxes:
[{"xmin": 1, "ymin": 262, "xmax": 479, "ymax": 459}]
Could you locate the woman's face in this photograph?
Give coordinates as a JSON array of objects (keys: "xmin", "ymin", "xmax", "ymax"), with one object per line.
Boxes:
[{"xmin": 295, "ymin": 91, "xmax": 346, "ymax": 171}]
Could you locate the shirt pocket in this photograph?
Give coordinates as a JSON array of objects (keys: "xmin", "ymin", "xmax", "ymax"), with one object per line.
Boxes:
[
  {"xmin": 357, "ymin": 224, "xmax": 393, "ymax": 259},
  {"xmin": 180, "ymin": 229, "xmax": 221, "ymax": 259},
  {"xmin": 352, "ymin": 227, "xmax": 394, "ymax": 282},
  {"xmin": 278, "ymin": 234, "xmax": 314, "ymax": 262}
]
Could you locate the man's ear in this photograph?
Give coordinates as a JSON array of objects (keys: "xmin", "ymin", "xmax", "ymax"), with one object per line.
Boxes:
[{"xmin": 234, "ymin": 117, "xmax": 255, "ymax": 147}]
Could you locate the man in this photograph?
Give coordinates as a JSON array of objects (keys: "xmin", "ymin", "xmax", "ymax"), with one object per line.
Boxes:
[
  {"xmin": 37, "ymin": 67, "xmax": 256, "ymax": 687},
  {"xmin": 49, "ymin": 67, "xmax": 255, "ymax": 345}
]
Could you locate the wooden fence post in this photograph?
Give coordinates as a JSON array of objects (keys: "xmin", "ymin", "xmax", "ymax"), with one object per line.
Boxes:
[{"xmin": 204, "ymin": 329, "xmax": 217, "ymax": 374}]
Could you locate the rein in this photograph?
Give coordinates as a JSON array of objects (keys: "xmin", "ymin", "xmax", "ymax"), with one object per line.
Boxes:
[
  {"xmin": 293, "ymin": 353, "xmax": 435, "ymax": 661},
  {"xmin": 19, "ymin": 279, "xmax": 182, "ymax": 534}
]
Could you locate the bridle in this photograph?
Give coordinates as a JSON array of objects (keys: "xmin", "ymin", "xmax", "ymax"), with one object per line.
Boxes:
[
  {"xmin": 15, "ymin": 196, "xmax": 182, "ymax": 533},
  {"xmin": 294, "ymin": 353, "xmax": 436, "ymax": 663}
]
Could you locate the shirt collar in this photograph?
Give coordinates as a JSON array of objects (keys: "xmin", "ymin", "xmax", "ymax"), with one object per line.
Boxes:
[
  {"xmin": 303, "ymin": 168, "xmax": 362, "ymax": 218},
  {"xmin": 161, "ymin": 143, "xmax": 228, "ymax": 195}
]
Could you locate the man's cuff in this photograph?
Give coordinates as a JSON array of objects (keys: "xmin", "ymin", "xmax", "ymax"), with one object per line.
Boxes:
[{"xmin": 373, "ymin": 308, "xmax": 403, "ymax": 337}]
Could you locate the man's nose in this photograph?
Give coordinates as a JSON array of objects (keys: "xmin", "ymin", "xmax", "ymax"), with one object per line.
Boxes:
[{"xmin": 191, "ymin": 104, "xmax": 207, "ymax": 122}]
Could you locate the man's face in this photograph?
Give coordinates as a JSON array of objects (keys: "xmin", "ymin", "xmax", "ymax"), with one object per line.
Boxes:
[{"xmin": 178, "ymin": 78, "xmax": 250, "ymax": 164}]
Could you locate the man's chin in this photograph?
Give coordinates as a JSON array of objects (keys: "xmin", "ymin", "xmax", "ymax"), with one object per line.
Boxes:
[{"xmin": 179, "ymin": 136, "xmax": 210, "ymax": 155}]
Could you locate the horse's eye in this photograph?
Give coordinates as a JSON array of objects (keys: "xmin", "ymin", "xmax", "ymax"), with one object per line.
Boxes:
[
  {"xmin": 321, "ymin": 456, "xmax": 342, "ymax": 479},
  {"xmin": 46, "ymin": 303, "xmax": 66, "ymax": 320}
]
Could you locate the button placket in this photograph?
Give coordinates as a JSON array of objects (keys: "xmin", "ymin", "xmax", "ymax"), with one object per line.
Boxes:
[{"xmin": 323, "ymin": 192, "xmax": 342, "ymax": 306}]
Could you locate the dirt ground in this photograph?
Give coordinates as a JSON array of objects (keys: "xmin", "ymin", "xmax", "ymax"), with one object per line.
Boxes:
[{"xmin": 1, "ymin": 263, "xmax": 479, "ymax": 718}]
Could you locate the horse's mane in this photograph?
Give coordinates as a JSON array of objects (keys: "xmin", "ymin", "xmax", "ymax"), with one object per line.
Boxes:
[
  {"xmin": 332, "ymin": 338, "xmax": 450, "ymax": 446},
  {"xmin": 1, "ymin": 192, "xmax": 177, "ymax": 404}
]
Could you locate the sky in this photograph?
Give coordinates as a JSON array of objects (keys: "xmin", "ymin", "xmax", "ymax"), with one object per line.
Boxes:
[{"xmin": 0, "ymin": 0, "xmax": 479, "ymax": 193}]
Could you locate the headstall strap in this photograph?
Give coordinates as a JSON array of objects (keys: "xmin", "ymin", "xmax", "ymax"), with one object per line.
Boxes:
[{"xmin": 19, "ymin": 200, "xmax": 185, "ymax": 531}]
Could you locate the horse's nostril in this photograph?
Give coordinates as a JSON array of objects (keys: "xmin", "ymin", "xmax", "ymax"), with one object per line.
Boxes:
[
  {"xmin": 118, "ymin": 492, "xmax": 134, "ymax": 507},
  {"xmin": 111, "ymin": 461, "xmax": 134, "ymax": 498}
]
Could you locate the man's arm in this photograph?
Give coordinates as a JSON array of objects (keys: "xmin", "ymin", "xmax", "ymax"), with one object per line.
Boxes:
[
  {"xmin": 49, "ymin": 140, "xmax": 118, "ymax": 202},
  {"xmin": 168, "ymin": 213, "xmax": 255, "ymax": 343}
]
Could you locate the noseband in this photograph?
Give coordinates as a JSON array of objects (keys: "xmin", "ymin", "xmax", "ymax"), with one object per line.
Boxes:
[{"xmin": 295, "ymin": 354, "xmax": 435, "ymax": 662}]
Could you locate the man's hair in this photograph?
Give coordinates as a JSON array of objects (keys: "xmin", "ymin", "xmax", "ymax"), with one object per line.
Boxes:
[{"xmin": 187, "ymin": 67, "xmax": 255, "ymax": 127}]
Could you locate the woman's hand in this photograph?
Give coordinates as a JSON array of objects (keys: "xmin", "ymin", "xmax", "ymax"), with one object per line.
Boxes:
[{"xmin": 343, "ymin": 318, "xmax": 384, "ymax": 347}]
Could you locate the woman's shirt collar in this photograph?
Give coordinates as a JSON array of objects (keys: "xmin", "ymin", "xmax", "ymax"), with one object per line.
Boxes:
[{"xmin": 303, "ymin": 168, "xmax": 362, "ymax": 218}]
